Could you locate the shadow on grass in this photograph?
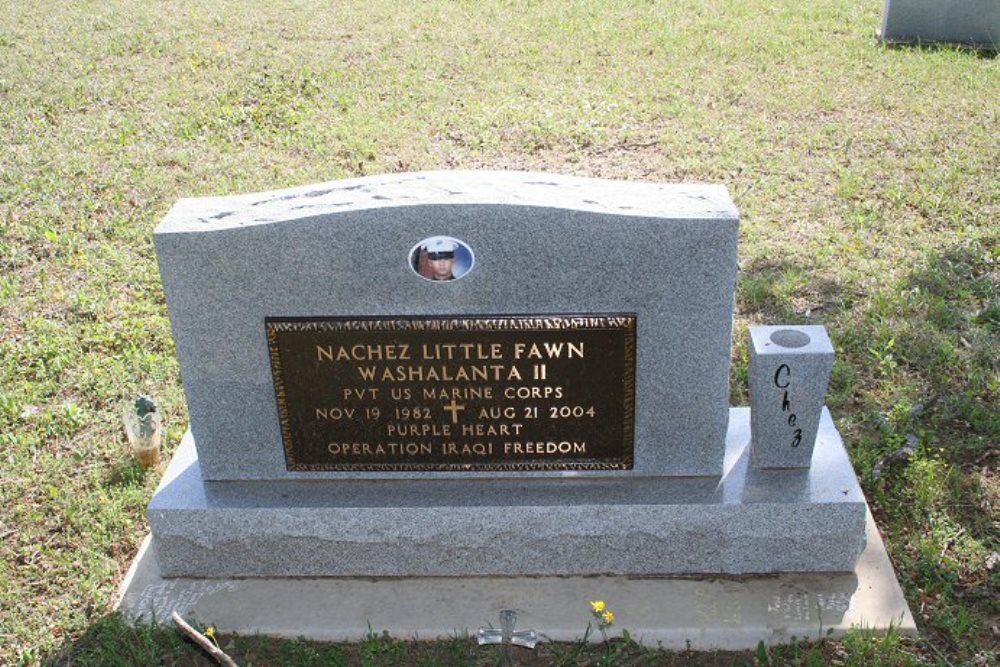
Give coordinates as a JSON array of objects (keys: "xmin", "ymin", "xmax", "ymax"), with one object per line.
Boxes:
[
  {"xmin": 737, "ymin": 255, "xmax": 848, "ymax": 325},
  {"xmin": 739, "ymin": 239, "xmax": 997, "ymax": 457},
  {"xmin": 39, "ymin": 612, "xmax": 871, "ymax": 666},
  {"xmin": 835, "ymin": 240, "xmax": 998, "ymax": 660},
  {"xmin": 102, "ymin": 460, "xmax": 152, "ymax": 489},
  {"xmin": 882, "ymin": 241, "xmax": 997, "ymax": 457},
  {"xmin": 880, "ymin": 39, "xmax": 998, "ymax": 59},
  {"xmin": 40, "ymin": 613, "xmax": 214, "ymax": 666}
]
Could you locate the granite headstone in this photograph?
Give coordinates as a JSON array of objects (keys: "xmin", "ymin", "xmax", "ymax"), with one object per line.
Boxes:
[
  {"xmin": 148, "ymin": 171, "xmax": 868, "ymax": 578},
  {"xmin": 154, "ymin": 171, "xmax": 738, "ymax": 480}
]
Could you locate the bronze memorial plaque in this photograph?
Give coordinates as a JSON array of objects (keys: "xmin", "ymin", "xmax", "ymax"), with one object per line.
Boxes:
[{"xmin": 266, "ymin": 315, "xmax": 636, "ymax": 471}]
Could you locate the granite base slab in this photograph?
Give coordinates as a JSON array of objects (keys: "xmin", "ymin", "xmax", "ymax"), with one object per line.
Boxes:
[
  {"xmin": 148, "ymin": 408, "xmax": 868, "ymax": 577},
  {"xmin": 119, "ymin": 510, "xmax": 915, "ymax": 650}
]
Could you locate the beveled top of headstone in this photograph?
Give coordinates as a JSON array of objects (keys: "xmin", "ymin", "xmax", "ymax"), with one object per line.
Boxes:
[
  {"xmin": 157, "ymin": 171, "xmax": 738, "ymax": 234},
  {"xmin": 155, "ymin": 171, "xmax": 739, "ymax": 481}
]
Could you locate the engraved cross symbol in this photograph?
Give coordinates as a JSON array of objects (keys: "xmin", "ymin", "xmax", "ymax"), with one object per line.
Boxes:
[
  {"xmin": 478, "ymin": 610, "xmax": 538, "ymax": 665},
  {"xmin": 442, "ymin": 398, "xmax": 465, "ymax": 424}
]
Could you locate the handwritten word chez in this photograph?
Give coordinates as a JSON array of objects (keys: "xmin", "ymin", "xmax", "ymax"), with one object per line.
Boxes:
[{"xmin": 773, "ymin": 364, "xmax": 803, "ymax": 448}]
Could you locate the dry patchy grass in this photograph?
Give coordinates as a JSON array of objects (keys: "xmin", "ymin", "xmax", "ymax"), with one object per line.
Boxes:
[{"xmin": 1, "ymin": 0, "xmax": 997, "ymax": 664}]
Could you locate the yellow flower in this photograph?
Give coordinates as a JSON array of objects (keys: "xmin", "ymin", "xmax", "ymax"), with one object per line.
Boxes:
[
  {"xmin": 205, "ymin": 627, "xmax": 216, "ymax": 638},
  {"xmin": 590, "ymin": 600, "xmax": 606, "ymax": 613},
  {"xmin": 602, "ymin": 610, "xmax": 614, "ymax": 625}
]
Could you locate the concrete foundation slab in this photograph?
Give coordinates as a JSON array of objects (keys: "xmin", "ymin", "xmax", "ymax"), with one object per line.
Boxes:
[
  {"xmin": 117, "ymin": 509, "xmax": 915, "ymax": 650},
  {"xmin": 148, "ymin": 408, "xmax": 868, "ymax": 577}
]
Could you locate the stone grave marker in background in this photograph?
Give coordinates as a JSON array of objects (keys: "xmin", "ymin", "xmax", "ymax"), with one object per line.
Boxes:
[{"xmin": 882, "ymin": 0, "xmax": 999, "ymax": 47}]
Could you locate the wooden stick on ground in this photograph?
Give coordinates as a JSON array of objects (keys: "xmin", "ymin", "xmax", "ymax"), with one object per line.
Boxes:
[{"xmin": 171, "ymin": 610, "xmax": 239, "ymax": 667}]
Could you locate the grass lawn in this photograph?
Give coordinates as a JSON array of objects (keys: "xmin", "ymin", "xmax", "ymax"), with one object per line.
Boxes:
[{"xmin": 1, "ymin": 0, "xmax": 997, "ymax": 664}]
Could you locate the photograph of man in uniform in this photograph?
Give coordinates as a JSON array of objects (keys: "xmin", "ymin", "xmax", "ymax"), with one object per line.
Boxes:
[{"xmin": 412, "ymin": 236, "xmax": 471, "ymax": 281}]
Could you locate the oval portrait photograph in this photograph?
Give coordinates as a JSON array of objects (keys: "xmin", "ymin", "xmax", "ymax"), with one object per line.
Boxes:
[{"xmin": 409, "ymin": 236, "xmax": 474, "ymax": 282}]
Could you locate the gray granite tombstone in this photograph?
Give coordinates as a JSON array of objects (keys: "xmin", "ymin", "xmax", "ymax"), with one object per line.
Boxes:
[
  {"xmin": 148, "ymin": 171, "xmax": 869, "ymax": 578},
  {"xmin": 882, "ymin": 0, "xmax": 999, "ymax": 47},
  {"xmin": 155, "ymin": 172, "xmax": 738, "ymax": 480}
]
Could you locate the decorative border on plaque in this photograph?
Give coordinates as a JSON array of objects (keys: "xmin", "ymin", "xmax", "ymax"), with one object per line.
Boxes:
[{"xmin": 266, "ymin": 314, "xmax": 636, "ymax": 472}]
